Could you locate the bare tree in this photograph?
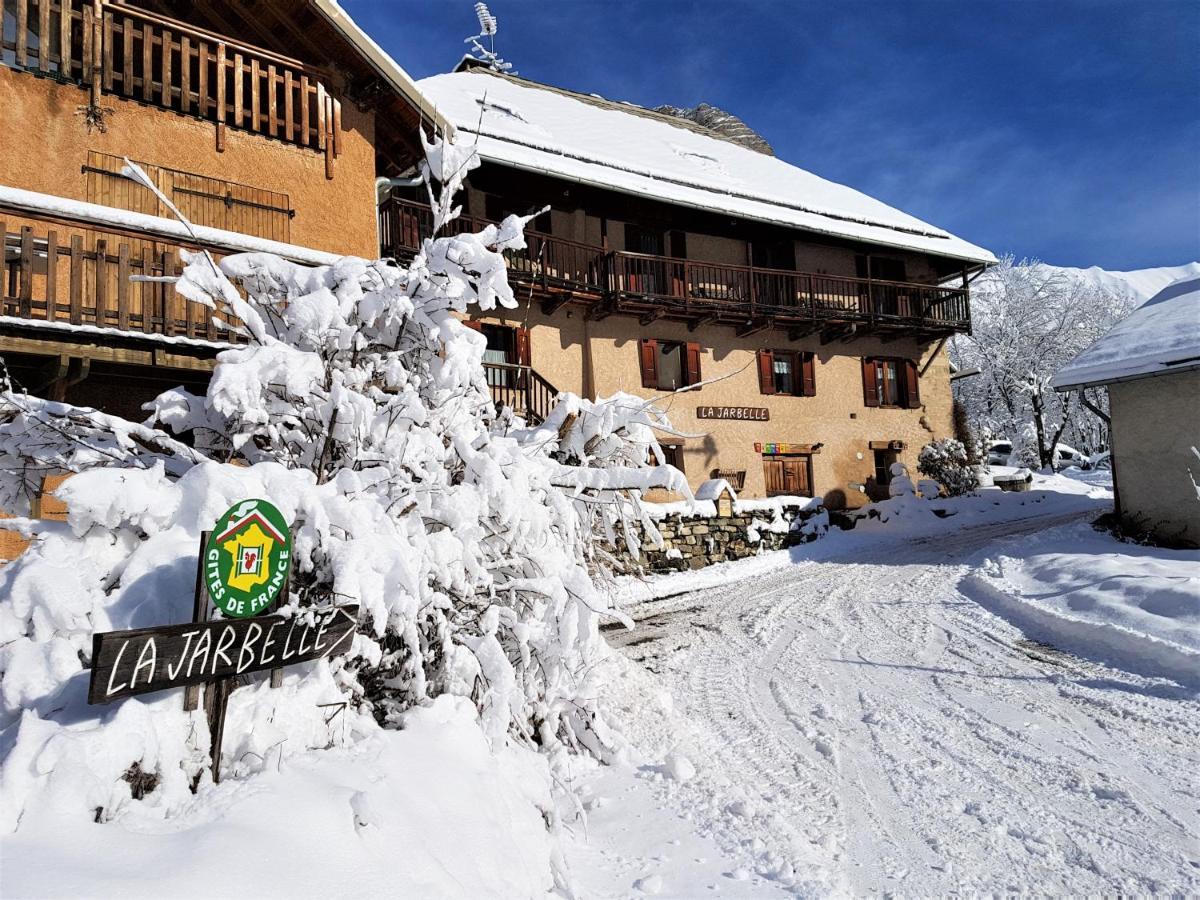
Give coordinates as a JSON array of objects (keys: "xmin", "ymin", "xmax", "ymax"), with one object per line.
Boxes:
[{"xmin": 951, "ymin": 256, "xmax": 1134, "ymax": 468}]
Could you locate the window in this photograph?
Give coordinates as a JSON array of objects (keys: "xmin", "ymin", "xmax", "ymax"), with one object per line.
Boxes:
[
  {"xmin": 661, "ymin": 443, "xmax": 685, "ymax": 472},
  {"xmin": 757, "ymin": 350, "xmax": 815, "ymax": 396},
  {"xmin": 639, "ymin": 338, "xmax": 701, "ymax": 390},
  {"xmin": 862, "ymin": 357, "xmax": 920, "ymax": 409},
  {"xmin": 873, "ymin": 448, "xmax": 898, "ymax": 486}
]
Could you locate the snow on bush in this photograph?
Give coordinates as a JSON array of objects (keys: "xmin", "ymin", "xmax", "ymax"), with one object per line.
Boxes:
[
  {"xmin": 0, "ymin": 135, "xmax": 685, "ymax": 832},
  {"xmin": 917, "ymin": 438, "xmax": 979, "ymax": 497}
]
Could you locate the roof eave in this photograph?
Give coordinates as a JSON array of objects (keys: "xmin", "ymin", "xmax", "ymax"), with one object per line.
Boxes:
[
  {"xmin": 473, "ymin": 154, "xmax": 996, "ymax": 266},
  {"xmin": 309, "ymin": 0, "xmax": 453, "ymax": 138},
  {"xmin": 1052, "ymin": 360, "xmax": 1200, "ymax": 392}
]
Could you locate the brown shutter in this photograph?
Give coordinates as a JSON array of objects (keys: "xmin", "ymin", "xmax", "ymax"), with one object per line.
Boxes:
[
  {"xmin": 515, "ymin": 327, "xmax": 531, "ymax": 366},
  {"xmin": 862, "ymin": 357, "xmax": 879, "ymax": 407},
  {"xmin": 463, "ymin": 320, "xmax": 482, "ymax": 332},
  {"xmin": 685, "ymin": 341, "xmax": 702, "ymax": 386},
  {"xmin": 639, "ymin": 338, "xmax": 658, "ymax": 389},
  {"xmin": 904, "ymin": 359, "xmax": 921, "ymax": 407},
  {"xmin": 800, "ymin": 352, "xmax": 816, "ymax": 397},
  {"xmin": 757, "ymin": 350, "xmax": 776, "ymax": 395}
]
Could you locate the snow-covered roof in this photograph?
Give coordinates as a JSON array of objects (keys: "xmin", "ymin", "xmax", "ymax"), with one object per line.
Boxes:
[
  {"xmin": 695, "ymin": 478, "xmax": 737, "ymax": 501},
  {"xmin": 1052, "ymin": 276, "xmax": 1200, "ymax": 389},
  {"xmin": 417, "ymin": 69, "xmax": 996, "ymax": 265}
]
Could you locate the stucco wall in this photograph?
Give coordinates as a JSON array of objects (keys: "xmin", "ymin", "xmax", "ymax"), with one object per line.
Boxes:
[
  {"xmin": 471, "ymin": 306, "xmax": 952, "ymax": 508},
  {"xmin": 1109, "ymin": 370, "xmax": 1200, "ymax": 547},
  {"xmin": 0, "ymin": 66, "xmax": 378, "ymax": 257}
]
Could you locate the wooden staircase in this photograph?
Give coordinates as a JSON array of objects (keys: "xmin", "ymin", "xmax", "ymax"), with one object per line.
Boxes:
[{"xmin": 482, "ymin": 362, "xmax": 560, "ymax": 426}]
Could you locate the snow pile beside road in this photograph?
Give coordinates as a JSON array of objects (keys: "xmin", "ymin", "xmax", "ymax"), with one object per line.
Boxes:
[
  {"xmin": 0, "ymin": 695, "xmax": 560, "ymax": 899},
  {"xmin": 966, "ymin": 521, "xmax": 1200, "ymax": 688}
]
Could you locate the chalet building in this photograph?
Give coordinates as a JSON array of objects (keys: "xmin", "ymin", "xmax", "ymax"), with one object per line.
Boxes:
[
  {"xmin": 382, "ymin": 61, "xmax": 996, "ymax": 507},
  {"xmin": 0, "ymin": 0, "xmax": 442, "ymax": 419}
]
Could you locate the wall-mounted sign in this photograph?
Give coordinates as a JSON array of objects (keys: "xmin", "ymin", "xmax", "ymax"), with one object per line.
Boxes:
[
  {"xmin": 697, "ymin": 406, "xmax": 769, "ymax": 422},
  {"xmin": 204, "ymin": 499, "xmax": 292, "ymax": 619}
]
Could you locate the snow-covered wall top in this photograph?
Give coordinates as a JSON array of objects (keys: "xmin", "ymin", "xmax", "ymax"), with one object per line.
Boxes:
[
  {"xmin": 417, "ymin": 70, "xmax": 996, "ymax": 265},
  {"xmin": 1053, "ymin": 275, "xmax": 1200, "ymax": 389}
]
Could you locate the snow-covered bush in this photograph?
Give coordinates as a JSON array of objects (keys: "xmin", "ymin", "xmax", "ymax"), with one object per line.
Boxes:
[
  {"xmin": 0, "ymin": 135, "xmax": 685, "ymax": 831},
  {"xmin": 1006, "ymin": 423, "xmax": 1042, "ymax": 469},
  {"xmin": 917, "ymin": 438, "xmax": 979, "ymax": 497}
]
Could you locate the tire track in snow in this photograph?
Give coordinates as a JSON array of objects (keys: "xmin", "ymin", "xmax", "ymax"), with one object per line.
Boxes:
[{"xmin": 608, "ymin": 507, "xmax": 1200, "ymax": 894}]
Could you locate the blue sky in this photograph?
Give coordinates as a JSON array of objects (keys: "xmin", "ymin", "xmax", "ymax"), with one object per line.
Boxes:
[{"xmin": 349, "ymin": 0, "xmax": 1199, "ymax": 271}]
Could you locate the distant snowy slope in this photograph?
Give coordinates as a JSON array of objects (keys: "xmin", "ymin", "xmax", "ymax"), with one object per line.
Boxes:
[{"xmin": 1050, "ymin": 262, "xmax": 1200, "ymax": 303}]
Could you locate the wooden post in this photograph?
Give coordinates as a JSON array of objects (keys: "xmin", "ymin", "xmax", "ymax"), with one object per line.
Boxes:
[
  {"xmin": 61, "ymin": 0, "xmax": 73, "ymax": 78},
  {"xmin": 18, "ymin": 226, "xmax": 33, "ymax": 318},
  {"xmin": 183, "ymin": 531, "xmax": 210, "ymax": 711},
  {"xmin": 16, "ymin": 0, "xmax": 28, "ymax": 68},
  {"xmin": 39, "ymin": 0, "xmax": 51, "ymax": 72},
  {"xmin": 46, "ymin": 230, "xmax": 58, "ymax": 321},
  {"xmin": 69, "ymin": 234, "xmax": 83, "ymax": 324}
]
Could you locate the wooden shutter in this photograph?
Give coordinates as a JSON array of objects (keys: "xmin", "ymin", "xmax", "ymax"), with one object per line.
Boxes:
[
  {"xmin": 515, "ymin": 327, "xmax": 531, "ymax": 366},
  {"xmin": 800, "ymin": 352, "xmax": 816, "ymax": 397},
  {"xmin": 904, "ymin": 359, "xmax": 921, "ymax": 408},
  {"xmin": 862, "ymin": 357, "xmax": 879, "ymax": 407},
  {"xmin": 685, "ymin": 342, "xmax": 702, "ymax": 386},
  {"xmin": 757, "ymin": 350, "xmax": 776, "ymax": 395},
  {"xmin": 639, "ymin": 338, "xmax": 658, "ymax": 389}
]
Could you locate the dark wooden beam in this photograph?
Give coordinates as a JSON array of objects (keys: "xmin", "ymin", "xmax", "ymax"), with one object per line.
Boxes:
[
  {"xmin": 639, "ymin": 306, "xmax": 666, "ymax": 326},
  {"xmin": 585, "ymin": 299, "xmax": 618, "ymax": 322},
  {"xmin": 540, "ymin": 293, "xmax": 574, "ymax": 316},
  {"xmin": 820, "ymin": 323, "xmax": 856, "ymax": 345},
  {"xmin": 786, "ymin": 323, "xmax": 821, "ymax": 341},
  {"xmin": 688, "ymin": 313, "xmax": 719, "ymax": 332},
  {"xmin": 735, "ymin": 318, "xmax": 770, "ymax": 338}
]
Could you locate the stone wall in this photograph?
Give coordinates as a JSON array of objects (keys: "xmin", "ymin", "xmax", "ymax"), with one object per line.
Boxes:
[{"xmin": 614, "ymin": 502, "xmax": 828, "ymax": 574}]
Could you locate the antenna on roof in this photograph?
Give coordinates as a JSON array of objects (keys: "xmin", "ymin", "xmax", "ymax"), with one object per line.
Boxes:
[{"xmin": 464, "ymin": 2, "xmax": 514, "ymax": 73}]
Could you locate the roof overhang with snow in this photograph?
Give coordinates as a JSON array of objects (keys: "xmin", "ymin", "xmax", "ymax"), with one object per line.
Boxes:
[
  {"xmin": 417, "ymin": 68, "xmax": 996, "ymax": 265},
  {"xmin": 1052, "ymin": 276, "xmax": 1200, "ymax": 390}
]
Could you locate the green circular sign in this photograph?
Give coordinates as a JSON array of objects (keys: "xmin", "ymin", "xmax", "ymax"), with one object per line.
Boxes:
[{"xmin": 204, "ymin": 499, "xmax": 292, "ymax": 619}]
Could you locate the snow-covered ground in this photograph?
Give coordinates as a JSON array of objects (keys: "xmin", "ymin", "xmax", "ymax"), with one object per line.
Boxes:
[
  {"xmin": 5, "ymin": 471, "xmax": 1196, "ymax": 897},
  {"xmin": 581, "ymin": 472, "xmax": 1200, "ymax": 895}
]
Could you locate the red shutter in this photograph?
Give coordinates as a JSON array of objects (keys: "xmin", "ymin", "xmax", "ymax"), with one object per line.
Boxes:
[
  {"xmin": 463, "ymin": 320, "xmax": 482, "ymax": 332},
  {"xmin": 904, "ymin": 359, "xmax": 921, "ymax": 408},
  {"xmin": 862, "ymin": 358, "xmax": 879, "ymax": 407},
  {"xmin": 685, "ymin": 342, "xmax": 702, "ymax": 386},
  {"xmin": 757, "ymin": 350, "xmax": 776, "ymax": 395},
  {"xmin": 639, "ymin": 338, "xmax": 658, "ymax": 389},
  {"xmin": 515, "ymin": 327, "xmax": 531, "ymax": 366},
  {"xmin": 800, "ymin": 352, "xmax": 816, "ymax": 397}
]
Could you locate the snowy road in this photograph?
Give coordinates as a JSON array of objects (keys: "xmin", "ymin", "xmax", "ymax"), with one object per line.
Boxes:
[{"xmin": 604, "ymin": 509, "xmax": 1200, "ymax": 895}]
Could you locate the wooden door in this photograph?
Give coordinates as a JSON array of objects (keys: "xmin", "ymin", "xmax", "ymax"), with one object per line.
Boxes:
[{"xmin": 762, "ymin": 454, "xmax": 811, "ymax": 497}]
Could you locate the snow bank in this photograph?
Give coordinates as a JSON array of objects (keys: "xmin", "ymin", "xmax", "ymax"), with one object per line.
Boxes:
[
  {"xmin": 0, "ymin": 696, "xmax": 559, "ymax": 899},
  {"xmin": 966, "ymin": 521, "xmax": 1200, "ymax": 688}
]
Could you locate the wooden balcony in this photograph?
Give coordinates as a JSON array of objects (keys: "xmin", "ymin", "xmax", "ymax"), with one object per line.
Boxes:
[
  {"xmin": 379, "ymin": 196, "xmax": 972, "ymax": 336},
  {"xmin": 1, "ymin": 0, "xmax": 342, "ymax": 170},
  {"xmin": 1, "ymin": 204, "xmax": 258, "ymax": 348}
]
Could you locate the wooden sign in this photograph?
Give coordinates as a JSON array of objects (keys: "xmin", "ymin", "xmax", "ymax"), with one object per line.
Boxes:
[
  {"xmin": 88, "ymin": 606, "xmax": 358, "ymax": 705},
  {"xmin": 696, "ymin": 406, "xmax": 770, "ymax": 422}
]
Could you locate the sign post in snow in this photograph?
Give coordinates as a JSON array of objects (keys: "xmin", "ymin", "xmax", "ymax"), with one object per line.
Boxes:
[{"xmin": 86, "ymin": 499, "xmax": 357, "ymax": 784}]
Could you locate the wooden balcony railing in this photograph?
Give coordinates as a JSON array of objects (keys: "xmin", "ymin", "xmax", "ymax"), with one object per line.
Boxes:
[
  {"xmin": 2, "ymin": 209, "xmax": 251, "ymax": 343},
  {"xmin": 483, "ymin": 361, "xmax": 559, "ymax": 426},
  {"xmin": 379, "ymin": 196, "xmax": 972, "ymax": 332},
  {"xmin": 1, "ymin": 1, "xmax": 341, "ymax": 169}
]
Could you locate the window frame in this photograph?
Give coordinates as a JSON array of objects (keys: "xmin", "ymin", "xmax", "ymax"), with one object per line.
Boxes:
[{"xmin": 757, "ymin": 349, "xmax": 816, "ymax": 397}]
